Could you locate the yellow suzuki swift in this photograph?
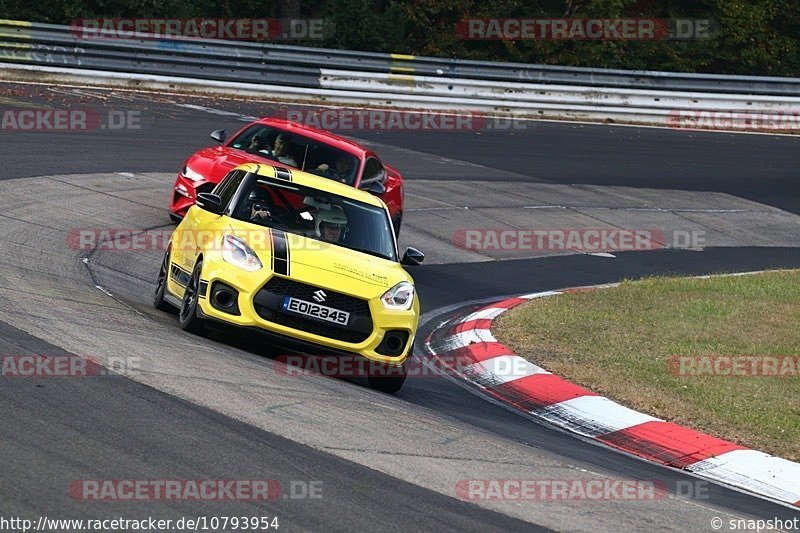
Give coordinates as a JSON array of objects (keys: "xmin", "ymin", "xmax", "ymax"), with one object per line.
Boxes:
[{"xmin": 154, "ymin": 163, "xmax": 424, "ymax": 392}]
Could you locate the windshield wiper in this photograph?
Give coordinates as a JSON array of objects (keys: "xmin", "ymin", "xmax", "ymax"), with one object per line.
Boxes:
[{"xmin": 344, "ymin": 246, "xmax": 393, "ymax": 261}]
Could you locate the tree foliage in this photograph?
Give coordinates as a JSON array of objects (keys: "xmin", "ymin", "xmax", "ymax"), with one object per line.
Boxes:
[{"xmin": 1, "ymin": 0, "xmax": 797, "ymax": 75}]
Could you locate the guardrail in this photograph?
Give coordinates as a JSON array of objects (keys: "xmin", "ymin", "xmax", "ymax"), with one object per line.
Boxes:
[{"xmin": 1, "ymin": 19, "xmax": 799, "ymax": 130}]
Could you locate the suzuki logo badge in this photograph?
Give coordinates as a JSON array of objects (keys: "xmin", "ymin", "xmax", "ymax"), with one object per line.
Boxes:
[{"xmin": 312, "ymin": 290, "xmax": 327, "ymax": 303}]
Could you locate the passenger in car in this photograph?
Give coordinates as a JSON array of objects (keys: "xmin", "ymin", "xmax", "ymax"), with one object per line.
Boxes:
[
  {"xmin": 247, "ymin": 134, "xmax": 266, "ymax": 152},
  {"xmin": 272, "ymin": 134, "xmax": 298, "ymax": 167}
]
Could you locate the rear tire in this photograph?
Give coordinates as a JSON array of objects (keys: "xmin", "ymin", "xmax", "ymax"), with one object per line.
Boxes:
[
  {"xmin": 178, "ymin": 260, "xmax": 206, "ymax": 335},
  {"xmin": 153, "ymin": 249, "xmax": 178, "ymax": 313},
  {"xmin": 169, "ymin": 213, "xmax": 183, "ymax": 224},
  {"xmin": 367, "ymin": 361, "xmax": 407, "ymax": 393}
]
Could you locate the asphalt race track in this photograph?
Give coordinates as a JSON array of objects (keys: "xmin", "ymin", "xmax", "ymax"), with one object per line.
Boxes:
[{"xmin": 1, "ymin": 82, "xmax": 799, "ymax": 531}]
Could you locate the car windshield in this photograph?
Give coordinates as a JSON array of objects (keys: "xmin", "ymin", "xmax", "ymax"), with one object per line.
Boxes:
[
  {"xmin": 228, "ymin": 125, "xmax": 360, "ymax": 186},
  {"xmin": 231, "ymin": 177, "xmax": 397, "ymax": 261}
]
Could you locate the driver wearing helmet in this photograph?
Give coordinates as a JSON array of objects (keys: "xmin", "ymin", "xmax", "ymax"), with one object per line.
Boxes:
[{"xmin": 315, "ymin": 205, "xmax": 348, "ymax": 243}]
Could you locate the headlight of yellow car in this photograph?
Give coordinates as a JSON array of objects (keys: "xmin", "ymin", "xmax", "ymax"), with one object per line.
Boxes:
[
  {"xmin": 381, "ymin": 281, "xmax": 415, "ymax": 310},
  {"xmin": 221, "ymin": 234, "xmax": 263, "ymax": 272}
]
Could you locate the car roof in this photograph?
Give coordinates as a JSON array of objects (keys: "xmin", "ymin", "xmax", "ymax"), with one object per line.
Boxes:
[
  {"xmin": 238, "ymin": 162, "xmax": 386, "ymax": 208},
  {"xmin": 256, "ymin": 117, "xmax": 369, "ymax": 156}
]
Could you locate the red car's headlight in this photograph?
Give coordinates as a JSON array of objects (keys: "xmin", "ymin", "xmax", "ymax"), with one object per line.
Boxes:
[{"xmin": 181, "ymin": 166, "xmax": 207, "ymax": 182}]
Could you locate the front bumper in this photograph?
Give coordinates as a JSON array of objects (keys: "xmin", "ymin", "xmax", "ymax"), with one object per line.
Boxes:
[{"xmin": 191, "ymin": 263, "xmax": 418, "ymax": 365}]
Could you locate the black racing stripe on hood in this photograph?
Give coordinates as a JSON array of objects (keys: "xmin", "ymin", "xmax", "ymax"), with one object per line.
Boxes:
[{"xmin": 270, "ymin": 229, "xmax": 290, "ymax": 276}]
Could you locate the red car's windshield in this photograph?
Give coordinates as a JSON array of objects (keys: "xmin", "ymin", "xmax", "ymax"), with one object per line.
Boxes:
[{"xmin": 228, "ymin": 125, "xmax": 360, "ymax": 186}]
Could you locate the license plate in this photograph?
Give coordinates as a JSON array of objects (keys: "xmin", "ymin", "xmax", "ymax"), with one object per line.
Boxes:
[{"xmin": 282, "ymin": 296, "xmax": 350, "ymax": 326}]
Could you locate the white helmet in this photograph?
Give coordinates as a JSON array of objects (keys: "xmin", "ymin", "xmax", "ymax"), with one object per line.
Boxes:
[{"xmin": 315, "ymin": 205, "xmax": 348, "ymax": 238}]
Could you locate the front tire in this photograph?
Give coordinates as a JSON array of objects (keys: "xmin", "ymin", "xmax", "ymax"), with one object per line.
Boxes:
[
  {"xmin": 367, "ymin": 361, "xmax": 407, "ymax": 393},
  {"xmin": 153, "ymin": 249, "xmax": 178, "ymax": 313},
  {"xmin": 178, "ymin": 260, "xmax": 206, "ymax": 335}
]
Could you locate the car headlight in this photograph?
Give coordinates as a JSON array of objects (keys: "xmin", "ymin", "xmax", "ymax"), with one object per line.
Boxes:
[
  {"xmin": 381, "ymin": 282, "xmax": 415, "ymax": 310},
  {"xmin": 221, "ymin": 235, "xmax": 263, "ymax": 272},
  {"xmin": 182, "ymin": 165, "xmax": 206, "ymax": 182}
]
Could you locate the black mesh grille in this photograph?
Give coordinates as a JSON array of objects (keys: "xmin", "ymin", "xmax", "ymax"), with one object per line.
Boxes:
[
  {"xmin": 262, "ymin": 277, "xmax": 370, "ymax": 316},
  {"xmin": 257, "ymin": 308, "xmax": 370, "ymax": 344},
  {"xmin": 256, "ymin": 277, "xmax": 373, "ymax": 344}
]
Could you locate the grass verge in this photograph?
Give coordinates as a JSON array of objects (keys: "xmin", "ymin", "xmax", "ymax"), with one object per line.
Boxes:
[{"xmin": 493, "ymin": 270, "xmax": 800, "ymax": 461}]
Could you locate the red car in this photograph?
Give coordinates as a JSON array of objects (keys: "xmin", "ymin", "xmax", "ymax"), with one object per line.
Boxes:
[{"xmin": 170, "ymin": 118, "xmax": 405, "ymax": 234}]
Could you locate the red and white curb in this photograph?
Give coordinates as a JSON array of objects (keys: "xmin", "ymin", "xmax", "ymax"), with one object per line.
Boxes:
[{"xmin": 425, "ymin": 284, "xmax": 800, "ymax": 508}]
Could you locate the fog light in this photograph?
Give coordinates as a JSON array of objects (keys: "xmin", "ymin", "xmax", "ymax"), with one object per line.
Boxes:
[
  {"xmin": 376, "ymin": 330, "xmax": 409, "ymax": 356},
  {"xmin": 210, "ymin": 282, "xmax": 240, "ymax": 315}
]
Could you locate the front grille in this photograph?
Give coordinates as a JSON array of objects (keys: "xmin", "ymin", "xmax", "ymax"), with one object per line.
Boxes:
[
  {"xmin": 257, "ymin": 308, "xmax": 370, "ymax": 344},
  {"xmin": 255, "ymin": 277, "xmax": 373, "ymax": 344}
]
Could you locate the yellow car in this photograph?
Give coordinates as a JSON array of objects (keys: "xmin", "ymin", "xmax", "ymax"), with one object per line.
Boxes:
[{"xmin": 154, "ymin": 163, "xmax": 424, "ymax": 392}]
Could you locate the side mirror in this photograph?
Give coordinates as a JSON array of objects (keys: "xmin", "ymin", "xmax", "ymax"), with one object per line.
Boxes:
[
  {"xmin": 401, "ymin": 247, "xmax": 424, "ymax": 266},
  {"xmin": 210, "ymin": 129, "xmax": 227, "ymax": 143},
  {"xmin": 362, "ymin": 181, "xmax": 386, "ymax": 195},
  {"xmin": 359, "ymin": 168, "xmax": 386, "ymax": 193},
  {"xmin": 196, "ymin": 192, "xmax": 223, "ymax": 214}
]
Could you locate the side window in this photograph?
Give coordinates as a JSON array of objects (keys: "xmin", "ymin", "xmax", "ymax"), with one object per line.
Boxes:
[
  {"xmin": 362, "ymin": 157, "xmax": 385, "ymax": 185},
  {"xmin": 213, "ymin": 170, "xmax": 245, "ymax": 210},
  {"xmin": 230, "ymin": 125, "xmax": 271, "ymax": 151},
  {"xmin": 211, "ymin": 170, "xmax": 235, "ymax": 197}
]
